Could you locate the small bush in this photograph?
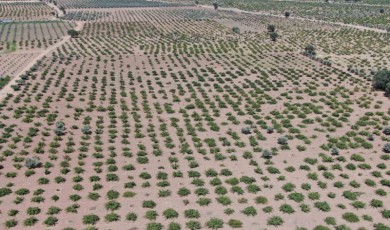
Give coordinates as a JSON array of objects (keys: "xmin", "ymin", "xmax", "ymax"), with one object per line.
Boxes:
[
  {"xmin": 126, "ymin": 212, "xmax": 137, "ymax": 221},
  {"xmin": 82, "ymin": 214, "xmax": 100, "ymax": 225},
  {"xmin": 267, "ymin": 216, "xmax": 284, "ymax": 226},
  {"xmin": 342, "ymin": 212, "xmax": 359, "ymax": 223},
  {"xmin": 0, "ymin": 187, "xmax": 12, "ymax": 197},
  {"xmin": 228, "ymin": 219, "xmax": 242, "ymax": 228},
  {"xmin": 163, "ymin": 208, "xmax": 179, "ymax": 219},
  {"xmin": 205, "ymin": 218, "xmax": 224, "ymax": 229}
]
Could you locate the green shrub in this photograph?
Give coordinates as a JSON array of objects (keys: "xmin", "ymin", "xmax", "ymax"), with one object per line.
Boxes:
[
  {"xmin": 184, "ymin": 209, "xmax": 200, "ymax": 219},
  {"xmin": 216, "ymin": 196, "xmax": 231, "ymax": 206},
  {"xmin": 177, "ymin": 188, "xmax": 191, "ymax": 196},
  {"xmin": 342, "ymin": 212, "xmax": 359, "ymax": 223},
  {"xmin": 314, "ymin": 201, "xmax": 330, "ymax": 212},
  {"xmin": 279, "ymin": 204, "xmax": 295, "ymax": 214},
  {"xmin": 242, "ymin": 206, "xmax": 257, "ymax": 216},
  {"xmin": 126, "ymin": 212, "xmax": 137, "ymax": 221},
  {"xmin": 142, "ymin": 200, "xmax": 157, "ymax": 209},
  {"xmin": 168, "ymin": 222, "xmax": 181, "ymax": 230},
  {"xmin": 107, "ymin": 190, "xmax": 120, "ymax": 200},
  {"xmin": 255, "ymin": 196, "xmax": 268, "ymax": 204},
  {"xmin": 382, "ymin": 209, "xmax": 390, "ymax": 219},
  {"xmin": 44, "ymin": 216, "xmax": 58, "ymax": 226},
  {"xmin": 105, "ymin": 213, "xmax": 120, "ymax": 222},
  {"xmin": 286, "ymin": 193, "xmax": 303, "ymax": 203},
  {"xmin": 23, "ymin": 217, "xmax": 38, "ymax": 226},
  {"xmin": 163, "ymin": 208, "xmax": 179, "ymax": 219},
  {"xmin": 267, "ymin": 216, "xmax": 284, "ymax": 226},
  {"xmin": 26, "ymin": 207, "xmax": 41, "ymax": 215},
  {"xmin": 147, "ymin": 222, "xmax": 163, "ymax": 230},
  {"xmin": 313, "ymin": 225, "xmax": 331, "ymax": 230},
  {"xmin": 5, "ymin": 219, "xmax": 18, "ymax": 228},
  {"xmin": 205, "ymin": 218, "xmax": 224, "ymax": 229},
  {"xmin": 228, "ymin": 219, "xmax": 242, "ymax": 228},
  {"xmin": 0, "ymin": 188, "xmax": 12, "ymax": 197},
  {"xmin": 82, "ymin": 214, "xmax": 100, "ymax": 225},
  {"xmin": 186, "ymin": 221, "xmax": 201, "ymax": 230},
  {"xmin": 144, "ymin": 210, "xmax": 158, "ymax": 220}
]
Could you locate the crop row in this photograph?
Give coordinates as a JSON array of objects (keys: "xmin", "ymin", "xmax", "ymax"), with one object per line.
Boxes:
[
  {"xmin": 0, "ymin": 21, "xmax": 75, "ymax": 42},
  {"xmin": 55, "ymin": 0, "xmax": 193, "ymax": 9},
  {"xmin": 0, "ymin": 2, "xmax": 54, "ymax": 21}
]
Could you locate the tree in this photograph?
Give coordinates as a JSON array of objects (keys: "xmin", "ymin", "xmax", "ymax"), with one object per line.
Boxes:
[
  {"xmin": 213, "ymin": 1, "xmax": 218, "ymax": 10},
  {"xmin": 380, "ymin": 8, "xmax": 384, "ymax": 13},
  {"xmin": 330, "ymin": 146, "xmax": 339, "ymax": 155},
  {"xmin": 267, "ymin": 25, "xmax": 276, "ymax": 33},
  {"xmin": 284, "ymin": 12, "xmax": 290, "ymax": 18},
  {"xmin": 277, "ymin": 136, "xmax": 288, "ymax": 145},
  {"xmin": 270, "ymin": 32, "xmax": 279, "ymax": 42},
  {"xmin": 54, "ymin": 121, "xmax": 66, "ymax": 136},
  {"xmin": 372, "ymin": 70, "xmax": 390, "ymax": 96},
  {"xmin": 25, "ymin": 157, "xmax": 41, "ymax": 169},
  {"xmin": 68, "ymin": 29, "xmax": 80, "ymax": 38},
  {"xmin": 262, "ymin": 149, "xmax": 272, "ymax": 159},
  {"xmin": 59, "ymin": 6, "xmax": 66, "ymax": 14},
  {"xmin": 195, "ymin": 0, "xmax": 199, "ymax": 5},
  {"xmin": 82, "ymin": 125, "xmax": 92, "ymax": 135},
  {"xmin": 11, "ymin": 84, "xmax": 21, "ymax": 91},
  {"xmin": 241, "ymin": 127, "xmax": 251, "ymax": 134},
  {"xmin": 304, "ymin": 45, "xmax": 316, "ymax": 57},
  {"xmin": 383, "ymin": 143, "xmax": 390, "ymax": 153},
  {"xmin": 232, "ymin": 27, "xmax": 240, "ymax": 34},
  {"xmin": 384, "ymin": 126, "xmax": 390, "ymax": 135}
]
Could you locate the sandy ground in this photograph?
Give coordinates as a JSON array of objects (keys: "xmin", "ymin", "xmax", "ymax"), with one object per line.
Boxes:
[{"xmin": 0, "ymin": 6, "xmax": 389, "ymax": 230}]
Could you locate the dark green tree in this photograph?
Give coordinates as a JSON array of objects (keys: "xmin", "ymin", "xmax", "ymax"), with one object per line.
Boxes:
[
  {"xmin": 267, "ymin": 25, "xmax": 276, "ymax": 33},
  {"xmin": 270, "ymin": 32, "xmax": 279, "ymax": 42},
  {"xmin": 304, "ymin": 45, "xmax": 316, "ymax": 57},
  {"xmin": 68, "ymin": 29, "xmax": 80, "ymax": 38},
  {"xmin": 372, "ymin": 70, "xmax": 390, "ymax": 95}
]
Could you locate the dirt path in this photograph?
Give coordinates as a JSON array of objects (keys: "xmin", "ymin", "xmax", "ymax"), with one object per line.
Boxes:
[
  {"xmin": 199, "ymin": 5, "xmax": 388, "ymax": 33},
  {"xmin": 0, "ymin": 21, "xmax": 84, "ymax": 101},
  {"xmin": 46, "ymin": 1, "xmax": 64, "ymax": 18}
]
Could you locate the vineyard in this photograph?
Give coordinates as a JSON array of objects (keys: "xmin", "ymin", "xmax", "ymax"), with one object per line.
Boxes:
[
  {"xmin": 0, "ymin": 52, "xmax": 40, "ymax": 77},
  {"xmin": 0, "ymin": 2, "xmax": 55, "ymax": 21},
  {"xmin": 168, "ymin": 0, "xmax": 390, "ymax": 30},
  {"xmin": 0, "ymin": 1, "xmax": 389, "ymax": 230},
  {"xmin": 55, "ymin": 0, "xmax": 192, "ymax": 9},
  {"xmin": 0, "ymin": 21, "xmax": 75, "ymax": 49}
]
